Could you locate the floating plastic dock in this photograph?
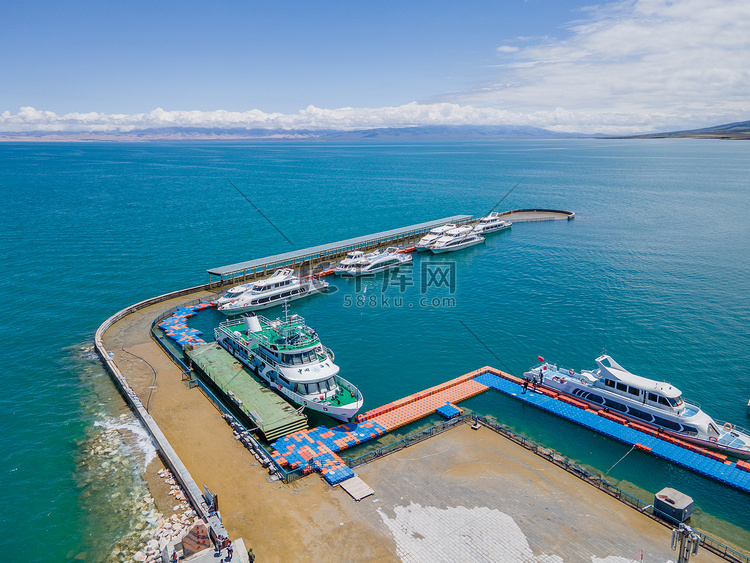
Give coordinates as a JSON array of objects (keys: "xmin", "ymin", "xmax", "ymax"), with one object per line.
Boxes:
[
  {"xmin": 157, "ymin": 302, "xmax": 750, "ymax": 493},
  {"xmin": 157, "ymin": 302, "xmax": 214, "ymax": 347},
  {"xmin": 272, "ymin": 367, "xmax": 750, "ymax": 493}
]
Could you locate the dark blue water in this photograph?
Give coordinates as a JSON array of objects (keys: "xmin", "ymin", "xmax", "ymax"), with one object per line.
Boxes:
[{"xmin": 2, "ymin": 140, "xmax": 749, "ymax": 560}]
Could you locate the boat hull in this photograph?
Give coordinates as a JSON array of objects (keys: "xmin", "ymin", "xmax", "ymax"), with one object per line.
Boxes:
[
  {"xmin": 525, "ymin": 364, "xmax": 750, "ymax": 459},
  {"xmin": 218, "ymin": 285, "xmax": 326, "ymax": 315},
  {"xmin": 341, "ymin": 258, "xmax": 412, "ymax": 277},
  {"xmin": 474, "ymin": 223, "xmax": 511, "ymax": 234},
  {"xmin": 430, "ymin": 237, "xmax": 485, "ymax": 254}
]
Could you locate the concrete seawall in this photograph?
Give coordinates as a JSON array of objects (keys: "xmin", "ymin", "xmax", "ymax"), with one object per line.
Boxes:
[{"xmin": 94, "ymin": 283, "xmax": 233, "ymax": 551}]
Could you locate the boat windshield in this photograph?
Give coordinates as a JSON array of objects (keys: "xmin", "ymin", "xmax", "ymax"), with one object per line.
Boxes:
[
  {"xmin": 295, "ymin": 377, "xmax": 336, "ymax": 395},
  {"xmin": 281, "ymin": 348, "xmax": 320, "ymax": 365}
]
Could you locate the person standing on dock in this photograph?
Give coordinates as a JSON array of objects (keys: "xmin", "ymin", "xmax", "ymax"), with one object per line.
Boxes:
[
  {"xmin": 226, "ymin": 541, "xmax": 233, "ymax": 562},
  {"xmin": 522, "ymin": 378, "xmax": 529, "ymax": 393}
]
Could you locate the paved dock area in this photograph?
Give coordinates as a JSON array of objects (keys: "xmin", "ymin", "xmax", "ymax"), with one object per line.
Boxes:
[
  {"xmin": 355, "ymin": 424, "xmax": 727, "ymax": 562},
  {"xmin": 187, "ymin": 342, "xmax": 308, "ymax": 441},
  {"xmin": 102, "ymin": 296, "xmax": 743, "ymax": 561}
]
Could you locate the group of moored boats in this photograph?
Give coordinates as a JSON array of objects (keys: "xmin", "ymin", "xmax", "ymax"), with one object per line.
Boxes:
[
  {"xmin": 415, "ymin": 212, "xmax": 511, "ymax": 253},
  {"xmin": 205, "ymin": 211, "xmax": 750, "ymax": 463},
  {"xmin": 333, "ymin": 246, "xmax": 412, "ymax": 276},
  {"xmin": 216, "ymin": 268, "xmax": 329, "ymax": 315},
  {"xmin": 216, "ymin": 212, "xmax": 510, "ymax": 316}
]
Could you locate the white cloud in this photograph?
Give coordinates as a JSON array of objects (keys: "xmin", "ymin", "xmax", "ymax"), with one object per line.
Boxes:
[
  {"xmin": 449, "ymin": 0, "xmax": 750, "ymax": 132},
  {"xmin": 2, "ymin": 0, "xmax": 748, "ymax": 135},
  {"xmin": 0, "ymin": 103, "xmax": 596, "ymax": 134}
]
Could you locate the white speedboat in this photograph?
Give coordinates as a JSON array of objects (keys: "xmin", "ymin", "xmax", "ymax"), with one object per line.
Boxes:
[
  {"xmin": 215, "ymin": 312, "xmax": 364, "ymax": 421},
  {"xmin": 415, "ymin": 224, "xmax": 456, "ymax": 252},
  {"xmin": 429, "ymin": 226, "xmax": 485, "ymax": 254},
  {"xmin": 342, "ymin": 247, "xmax": 412, "ymax": 276},
  {"xmin": 217, "ymin": 269, "xmax": 327, "ymax": 315},
  {"xmin": 334, "ymin": 251, "xmax": 367, "ymax": 275},
  {"xmin": 473, "ymin": 212, "xmax": 512, "ymax": 235},
  {"xmin": 525, "ymin": 355, "xmax": 750, "ymax": 459},
  {"xmin": 217, "ymin": 283, "xmax": 250, "ymax": 306}
]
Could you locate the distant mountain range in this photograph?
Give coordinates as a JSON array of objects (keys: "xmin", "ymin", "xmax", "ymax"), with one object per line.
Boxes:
[
  {"xmin": 611, "ymin": 120, "xmax": 750, "ymax": 140},
  {"xmin": 0, "ymin": 124, "xmax": 596, "ymax": 142},
  {"xmin": 2, "ymin": 121, "xmax": 747, "ymax": 141}
]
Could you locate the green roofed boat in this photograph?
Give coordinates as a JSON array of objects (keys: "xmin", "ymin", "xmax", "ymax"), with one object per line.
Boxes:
[{"xmin": 214, "ymin": 310, "xmax": 363, "ymax": 421}]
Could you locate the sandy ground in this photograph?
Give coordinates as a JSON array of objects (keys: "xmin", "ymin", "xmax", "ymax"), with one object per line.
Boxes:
[{"xmin": 102, "ymin": 295, "xmax": 730, "ymax": 562}]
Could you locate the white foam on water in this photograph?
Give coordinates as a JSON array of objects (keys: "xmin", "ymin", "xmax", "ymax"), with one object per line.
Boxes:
[{"xmin": 94, "ymin": 414, "xmax": 158, "ymax": 470}]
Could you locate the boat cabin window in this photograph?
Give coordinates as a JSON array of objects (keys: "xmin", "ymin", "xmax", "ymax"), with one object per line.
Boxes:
[
  {"xmin": 615, "ymin": 382, "xmax": 627, "ymax": 392},
  {"xmin": 604, "ymin": 379, "xmax": 615, "ymax": 388},
  {"xmin": 279, "ymin": 374, "xmax": 290, "ymax": 386},
  {"xmin": 627, "ymin": 386, "xmax": 640, "ymax": 396},
  {"xmin": 658, "ymin": 396, "xmax": 670, "ymax": 406},
  {"xmin": 647, "ymin": 392, "xmax": 658, "ymax": 402}
]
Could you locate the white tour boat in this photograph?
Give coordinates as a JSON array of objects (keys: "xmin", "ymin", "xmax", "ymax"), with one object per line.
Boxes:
[
  {"xmin": 429, "ymin": 226, "xmax": 485, "ymax": 254},
  {"xmin": 217, "ymin": 269, "xmax": 327, "ymax": 315},
  {"xmin": 215, "ymin": 312, "xmax": 364, "ymax": 421},
  {"xmin": 415, "ymin": 224, "xmax": 456, "ymax": 251},
  {"xmin": 524, "ymin": 355, "xmax": 750, "ymax": 459},
  {"xmin": 472, "ymin": 212, "xmax": 512, "ymax": 235},
  {"xmin": 340, "ymin": 247, "xmax": 412, "ymax": 276}
]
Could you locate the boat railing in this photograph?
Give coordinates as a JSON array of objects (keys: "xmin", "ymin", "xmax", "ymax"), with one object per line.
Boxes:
[
  {"xmin": 682, "ymin": 399, "xmax": 701, "ymax": 412},
  {"xmin": 715, "ymin": 419, "xmax": 748, "ymax": 435},
  {"xmin": 335, "ymin": 375, "xmax": 363, "ymax": 401}
]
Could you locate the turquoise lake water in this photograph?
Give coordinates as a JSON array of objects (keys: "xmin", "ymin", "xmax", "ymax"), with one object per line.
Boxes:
[{"xmin": 1, "ymin": 140, "xmax": 749, "ymax": 560}]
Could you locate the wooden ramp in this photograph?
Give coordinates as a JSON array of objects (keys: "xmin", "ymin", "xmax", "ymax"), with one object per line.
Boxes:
[
  {"xmin": 187, "ymin": 343, "xmax": 308, "ymax": 441},
  {"xmin": 340, "ymin": 475, "xmax": 374, "ymax": 501}
]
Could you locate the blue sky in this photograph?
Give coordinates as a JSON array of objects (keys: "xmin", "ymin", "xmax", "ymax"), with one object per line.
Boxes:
[{"xmin": 2, "ymin": 0, "xmax": 749, "ymax": 134}]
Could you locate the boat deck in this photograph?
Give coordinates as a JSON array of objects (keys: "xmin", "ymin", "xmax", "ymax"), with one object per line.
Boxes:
[{"xmin": 186, "ymin": 343, "xmax": 308, "ymax": 441}]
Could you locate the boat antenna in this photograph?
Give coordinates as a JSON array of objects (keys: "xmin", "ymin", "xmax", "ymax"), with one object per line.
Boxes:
[{"xmin": 483, "ymin": 177, "xmax": 524, "ymax": 216}]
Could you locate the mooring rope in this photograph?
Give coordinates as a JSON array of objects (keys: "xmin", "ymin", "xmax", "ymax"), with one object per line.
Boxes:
[{"xmin": 605, "ymin": 443, "xmax": 637, "ymax": 476}]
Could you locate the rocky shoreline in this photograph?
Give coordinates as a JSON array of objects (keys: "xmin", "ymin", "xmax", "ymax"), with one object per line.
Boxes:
[{"xmin": 79, "ymin": 412, "xmax": 203, "ymax": 563}]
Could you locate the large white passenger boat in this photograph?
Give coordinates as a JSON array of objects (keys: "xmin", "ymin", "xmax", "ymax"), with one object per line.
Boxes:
[
  {"xmin": 217, "ymin": 269, "xmax": 327, "ymax": 315},
  {"xmin": 525, "ymin": 355, "xmax": 750, "ymax": 459},
  {"xmin": 472, "ymin": 212, "xmax": 512, "ymax": 235},
  {"xmin": 415, "ymin": 224, "xmax": 456, "ymax": 252},
  {"xmin": 339, "ymin": 247, "xmax": 412, "ymax": 276},
  {"xmin": 429, "ymin": 226, "xmax": 485, "ymax": 254},
  {"xmin": 215, "ymin": 312, "xmax": 364, "ymax": 421}
]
